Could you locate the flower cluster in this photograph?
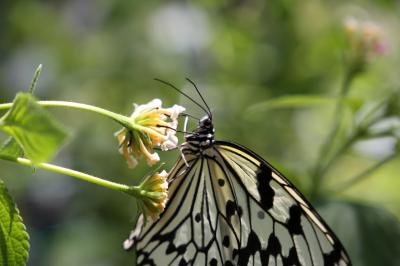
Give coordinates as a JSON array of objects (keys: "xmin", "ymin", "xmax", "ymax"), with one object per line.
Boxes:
[
  {"xmin": 115, "ymin": 99, "xmax": 185, "ymax": 168},
  {"xmin": 135, "ymin": 170, "xmax": 169, "ymax": 222},
  {"xmin": 344, "ymin": 17, "xmax": 386, "ymax": 72}
]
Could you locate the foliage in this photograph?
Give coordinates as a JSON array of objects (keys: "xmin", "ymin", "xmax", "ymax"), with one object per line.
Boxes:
[
  {"xmin": 0, "ymin": 138, "xmax": 23, "ymax": 160},
  {"xmin": 0, "ymin": 93, "xmax": 67, "ymax": 164},
  {"xmin": 0, "ymin": 180, "xmax": 29, "ymax": 266}
]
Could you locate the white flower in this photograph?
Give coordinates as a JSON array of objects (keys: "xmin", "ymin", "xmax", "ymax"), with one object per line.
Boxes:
[
  {"xmin": 169, "ymin": 104, "xmax": 186, "ymax": 120},
  {"xmin": 160, "ymin": 133, "xmax": 179, "ymax": 151},
  {"xmin": 130, "ymin": 99, "xmax": 162, "ymax": 118},
  {"xmin": 115, "ymin": 99, "xmax": 185, "ymax": 168}
]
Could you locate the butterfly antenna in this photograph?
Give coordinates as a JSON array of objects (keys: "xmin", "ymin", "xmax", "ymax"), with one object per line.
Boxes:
[
  {"xmin": 156, "ymin": 124, "xmax": 191, "ymax": 134},
  {"xmin": 185, "ymin": 78, "xmax": 212, "ymax": 118},
  {"xmin": 154, "ymin": 78, "xmax": 210, "ymax": 116},
  {"xmin": 181, "ymin": 112, "xmax": 200, "ymax": 121}
]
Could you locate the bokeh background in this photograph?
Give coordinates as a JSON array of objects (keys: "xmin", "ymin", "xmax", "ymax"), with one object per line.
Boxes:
[{"xmin": 1, "ymin": 0, "xmax": 400, "ymax": 265}]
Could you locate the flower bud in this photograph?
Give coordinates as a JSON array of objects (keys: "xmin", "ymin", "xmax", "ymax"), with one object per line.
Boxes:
[
  {"xmin": 135, "ymin": 170, "xmax": 169, "ymax": 223},
  {"xmin": 344, "ymin": 17, "xmax": 386, "ymax": 73}
]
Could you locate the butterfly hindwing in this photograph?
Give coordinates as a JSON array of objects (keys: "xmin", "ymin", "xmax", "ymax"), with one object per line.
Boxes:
[{"xmin": 127, "ymin": 141, "xmax": 351, "ymax": 266}]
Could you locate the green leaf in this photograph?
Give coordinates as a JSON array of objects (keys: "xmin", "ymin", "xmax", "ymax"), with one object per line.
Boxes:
[
  {"xmin": 28, "ymin": 64, "xmax": 42, "ymax": 94},
  {"xmin": 0, "ymin": 138, "xmax": 24, "ymax": 160},
  {"xmin": 317, "ymin": 201, "xmax": 400, "ymax": 266},
  {"xmin": 247, "ymin": 95, "xmax": 363, "ymax": 113},
  {"xmin": 0, "ymin": 93, "xmax": 67, "ymax": 164},
  {"xmin": 0, "ymin": 180, "xmax": 30, "ymax": 266}
]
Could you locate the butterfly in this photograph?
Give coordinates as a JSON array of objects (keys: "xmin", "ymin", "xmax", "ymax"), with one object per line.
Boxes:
[{"xmin": 123, "ymin": 79, "xmax": 352, "ymax": 266}]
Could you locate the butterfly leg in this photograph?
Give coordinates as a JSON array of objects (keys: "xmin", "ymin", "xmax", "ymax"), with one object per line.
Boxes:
[
  {"xmin": 179, "ymin": 146, "xmax": 190, "ymax": 167},
  {"xmin": 180, "ymin": 115, "xmax": 190, "ymax": 167},
  {"xmin": 183, "ymin": 115, "xmax": 189, "ymax": 137}
]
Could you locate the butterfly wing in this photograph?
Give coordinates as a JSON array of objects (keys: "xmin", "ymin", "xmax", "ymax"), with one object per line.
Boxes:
[
  {"xmin": 125, "ymin": 141, "xmax": 351, "ymax": 266},
  {"xmin": 214, "ymin": 141, "xmax": 351, "ymax": 266}
]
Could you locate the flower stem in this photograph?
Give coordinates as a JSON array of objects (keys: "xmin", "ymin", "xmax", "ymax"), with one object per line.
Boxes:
[
  {"xmin": 313, "ymin": 133, "xmax": 358, "ymax": 180},
  {"xmin": 0, "ymin": 154, "xmax": 131, "ymax": 193},
  {"xmin": 309, "ymin": 69, "xmax": 355, "ymax": 200},
  {"xmin": 310, "ymin": 95, "xmax": 390, "ymax": 200},
  {"xmin": 0, "ymin": 100, "xmax": 131, "ymax": 127}
]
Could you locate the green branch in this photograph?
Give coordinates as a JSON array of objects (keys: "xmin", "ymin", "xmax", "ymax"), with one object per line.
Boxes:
[
  {"xmin": 309, "ymin": 69, "xmax": 355, "ymax": 200},
  {"xmin": 0, "ymin": 100, "xmax": 132, "ymax": 128},
  {"xmin": 308, "ymin": 67, "xmax": 393, "ymax": 200},
  {"xmin": 0, "ymin": 155, "xmax": 131, "ymax": 192}
]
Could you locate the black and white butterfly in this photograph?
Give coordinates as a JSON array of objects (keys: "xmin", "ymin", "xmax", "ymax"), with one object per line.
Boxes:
[{"xmin": 124, "ymin": 80, "xmax": 352, "ymax": 266}]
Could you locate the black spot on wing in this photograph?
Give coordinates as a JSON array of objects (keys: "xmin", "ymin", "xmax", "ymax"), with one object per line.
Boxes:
[
  {"xmin": 176, "ymin": 244, "xmax": 187, "ymax": 255},
  {"xmin": 323, "ymin": 242, "xmax": 344, "ymax": 266},
  {"xmin": 282, "ymin": 247, "xmax": 301, "ymax": 266},
  {"xmin": 234, "ymin": 230, "xmax": 261, "ymax": 266},
  {"xmin": 266, "ymin": 234, "xmax": 282, "ymax": 256},
  {"xmin": 226, "ymin": 200, "xmax": 236, "ymax": 220},
  {"xmin": 237, "ymin": 206, "xmax": 243, "ymax": 217},
  {"xmin": 209, "ymin": 258, "xmax": 218, "ymax": 266},
  {"xmin": 226, "ymin": 200, "xmax": 243, "ymax": 221},
  {"xmin": 136, "ymin": 252, "xmax": 156, "ymax": 266},
  {"xmin": 179, "ymin": 258, "xmax": 187, "ymax": 266},
  {"xmin": 195, "ymin": 213, "xmax": 201, "ymax": 223},
  {"xmin": 256, "ymin": 163, "xmax": 275, "ymax": 210},
  {"xmin": 152, "ymin": 230, "xmax": 188, "ymax": 257},
  {"xmin": 260, "ymin": 234, "xmax": 282, "ymax": 265},
  {"xmin": 222, "ymin": 235, "xmax": 230, "ymax": 247},
  {"xmin": 287, "ymin": 205, "xmax": 303, "ymax": 235}
]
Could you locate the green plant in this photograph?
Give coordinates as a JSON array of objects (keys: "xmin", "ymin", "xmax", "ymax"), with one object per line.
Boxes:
[{"xmin": 0, "ymin": 65, "xmax": 184, "ymax": 266}]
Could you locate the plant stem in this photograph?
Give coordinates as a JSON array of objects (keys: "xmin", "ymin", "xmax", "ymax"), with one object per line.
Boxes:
[
  {"xmin": 0, "ymin": 155, "xmax": 131, "ymax": 193},
  {"xmin": 0, "ymin": 100, "xmax": 132, "ymax": 128},
  {"xmin": 332, "ymin": 153, "xmax": 398, "ymax": 193},
  {"xmin": 310, "ymin": 70, "xmax": 354, "ymax": 200},
  {"xmin": 312, "ymin": 93, "xmax": 387, "ymax": 199},
  {"xmin": 314, "ymin": 133, "xmax": 358, "ymax": 180}
]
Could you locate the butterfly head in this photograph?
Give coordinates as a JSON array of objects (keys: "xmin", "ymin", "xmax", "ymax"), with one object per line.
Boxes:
[
  {"xmin": 193, "ymin": 115, "xmax": 214, "ymax": 136},
  {"xmin": 199, "ymin": 115, "xmax": 213, "ymax": 130},
  {"xmin": 183, "ymin": 115, "xmax": 215, "ymax": 150},
  {"xmin": 154, "ymin": 78, "xmax": 215, "ymax": 149}
]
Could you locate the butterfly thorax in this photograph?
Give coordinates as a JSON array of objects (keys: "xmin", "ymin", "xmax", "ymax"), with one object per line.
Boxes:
[{"xmin": 182, "ymin": 116, "xmax": 215, "ymax": 153}]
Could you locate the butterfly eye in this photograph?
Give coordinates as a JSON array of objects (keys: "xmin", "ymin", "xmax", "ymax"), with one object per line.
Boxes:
[{"xmin": 199, "ymin": 116, "xmax": 212, "ymax": 127}]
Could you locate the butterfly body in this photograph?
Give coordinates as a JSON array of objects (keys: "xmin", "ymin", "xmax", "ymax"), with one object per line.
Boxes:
[
  {"xmin": 183, "ymin": 116, "xmax": 215, "ymax": 153},
  {"xmin": 126, "ymin": 112, "xmax": 351, "ymax": 266}
]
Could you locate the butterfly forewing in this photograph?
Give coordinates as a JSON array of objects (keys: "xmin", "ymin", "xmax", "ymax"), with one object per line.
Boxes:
[
  {"xmin": 128, "ymin": 141, "xmax": 351, "ymax": 266},
  {"xmin": 216, "ymin": 141, "xmax": 351, "ymax": 266}
]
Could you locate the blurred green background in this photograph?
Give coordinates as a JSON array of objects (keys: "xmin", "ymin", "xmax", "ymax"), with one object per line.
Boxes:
[{"xmin": 1, "ymin": 0, "xmax": 400, "ymax": 265}]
